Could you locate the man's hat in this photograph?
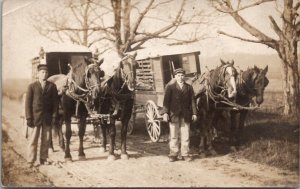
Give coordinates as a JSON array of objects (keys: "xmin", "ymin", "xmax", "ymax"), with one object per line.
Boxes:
[
  {"xmin": 174, "ymin": 68, "xmax": 185, "ymax": 75},
  {"xmin": 37, "ymin": 64, "xmax": 48, "ymax": 71}
]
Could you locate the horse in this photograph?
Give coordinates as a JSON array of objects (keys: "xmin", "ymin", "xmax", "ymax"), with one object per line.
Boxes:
[
  {"xmin": 191, "ymin": 59, "xmax": 238, "ymax": 157},
  {"xmin": 228, "ymin": 65, "xmax": 269, "ymax": 151},
  {"xmin": 96, "ymin": 53, "xmax": 138, "ymax": 160},
  {"xmin": 48, "ymin": 57, "xmax": 104, "ymax": 161}
]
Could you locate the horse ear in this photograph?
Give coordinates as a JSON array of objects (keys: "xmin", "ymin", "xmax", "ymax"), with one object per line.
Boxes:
[
  {"xmin": 84, "ymin": 56, "xmax": 90, "ymax": 63},
  {"xmin": 131, "ymin": 51, "xmax": 137, "ymax": 59},
  {"xmin": 263, "ymin": 65, "xmax": 268, "ymax": 74},
  {"xmin": 231, "ymin": 60, "xmax": 234, "ymax": 65},
  {"xmin": 97, "ymin": 58, "xmax": 104, "ymax": 66},
  {"xmin": 254, "ymin": 65, "xmax": 259, "ymax": 73},
  {"xmin": 220, "ymin": 59, "xmax": 226, "ymax": 65}
]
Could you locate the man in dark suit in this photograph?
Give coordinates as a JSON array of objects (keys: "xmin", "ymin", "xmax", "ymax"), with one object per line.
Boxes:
[
  {"xmin": 25, "ymin": 64, "xmax": 58, "ymax": 168},
  {"xmin": 162, "ymin": 68, "xmax": 197, "ymax": 162}
]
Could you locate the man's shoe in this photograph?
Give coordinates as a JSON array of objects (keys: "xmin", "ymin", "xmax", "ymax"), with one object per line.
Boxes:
[
  {"xmin": 168, "ymin": 156, "xmax": 177, "ymax": 162},
  {"xmin": 40, "ymin": 159, "xmax": 52, "ymax": 165},
  {"xmin": 27, "ymin": 162, "xmax": 33, "ymax": 168},
  {"xmin": 182, "ymin": 156, "xmax": 193, "ymax": 162}
]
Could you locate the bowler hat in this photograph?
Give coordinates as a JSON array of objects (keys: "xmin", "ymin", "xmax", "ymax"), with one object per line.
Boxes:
[
  {"xmin": 37, "ymin": 64, "xmax": 48, "ymax": 71},
  {"xmin": 174, "ymin": 68, "xmax": 185, "ymax": 75}
]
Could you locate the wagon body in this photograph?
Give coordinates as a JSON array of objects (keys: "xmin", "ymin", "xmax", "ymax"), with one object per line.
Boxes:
[
  {"xmin": 31, "ymin": 44, "xmax": 93, "ymax": 81},
  {"xmin": 130, "ymin": 47, "xmax": 201, "ymax": 141},
  {"xmin": 135, "ymin": 50, "xmax": 201, "ymax": 107}
]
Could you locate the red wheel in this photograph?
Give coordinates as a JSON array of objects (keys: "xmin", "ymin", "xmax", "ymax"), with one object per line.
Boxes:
[{"xmin": 145, "ymin": 100, "xmax": 161, "ymax": 142}]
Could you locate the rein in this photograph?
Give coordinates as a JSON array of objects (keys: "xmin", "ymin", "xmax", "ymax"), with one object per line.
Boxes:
[
  {"xmin": 202, "ymin": 66, "xmax": 258, "ymax": 110},
  {"xmin": 65, "ymin": 63, "xmax": 101, "ymax": 115}
]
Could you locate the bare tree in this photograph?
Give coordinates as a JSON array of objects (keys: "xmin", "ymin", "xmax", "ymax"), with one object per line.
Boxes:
[
  {"xmin": 31, "ymin": 0, "xmax": 213, "ymax": 55},
  {"xmin": 107, "ymin": 0, "xmax": 211, "ymax": 55},
  {"xmin": 211, "ymin": 0, "xmax": 299, "ymax": 116},
  {"xmin": 31, "ymin": 0, "xmax": 114, "ymax": 54}
]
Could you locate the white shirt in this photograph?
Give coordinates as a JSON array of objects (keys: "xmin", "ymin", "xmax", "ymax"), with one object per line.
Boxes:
[{"xmin": 177, "ymin": 81, "xmax": 184, "ymax": 89}]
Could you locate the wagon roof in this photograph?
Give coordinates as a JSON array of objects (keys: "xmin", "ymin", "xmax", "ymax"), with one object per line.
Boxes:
[
  {"xmin": 42, "ymin": 43, "xmax": 91, "ymax": 53},
  {"xmin": 136, "ymin": 44, "xmax": 200, "ymax": 60}
]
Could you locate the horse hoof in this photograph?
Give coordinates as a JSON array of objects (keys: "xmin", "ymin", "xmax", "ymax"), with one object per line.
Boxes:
[
  {"xmin": 107, "ymin": 155, "xmax": 116, "ymax": 161},
  {"xmin": 65, "ymin": 158, "xmax": 73, "ymax": 162},
  {"xmin": 99, "ymin": 147, "xmax": 106, "ymax": 153},
  {"xmin": 78, "ymin": 155, "xmax": 86, "ymax": 161},
  {"xmin": 198, "ymin": 151, "xmax": 206, "ymax": 159},
  {"xmin": 121, "ymin": 154, "xmax": 129, "ymax": 160},
  {"xmin": 230, "ymin": 146, "xmax": 237, "ymax": 152},
  {"xmin": 208, "ymin": 149, "xmax": 217, "ymax": 156},
  {"xmin": 59, "ymin": 146, "xmax": 65, "ymax": 152}
]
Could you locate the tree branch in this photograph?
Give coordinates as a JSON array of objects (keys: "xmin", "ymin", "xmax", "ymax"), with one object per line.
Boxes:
[
  {"xmin": 269, "ymin": 15, "xmax": 283, "ymax": 37},
  {"xmin": 218, "ymin": 30, "xmax": 276, "ymax": 48},
  {"xmin": 294, "ymin": 2, "xmax": 300, "ymax": 11}
]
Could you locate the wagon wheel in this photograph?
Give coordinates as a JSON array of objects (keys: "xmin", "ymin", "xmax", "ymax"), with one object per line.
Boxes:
[
  {"xmin": 127, "ymin": 113, "xmax": 135, "ymax": 135},
  {"xmin": 145, "ymin": 100, "xmax": 161, "ymax": 142}
]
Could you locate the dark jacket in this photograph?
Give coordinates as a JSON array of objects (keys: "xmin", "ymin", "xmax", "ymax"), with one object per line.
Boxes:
[
  {"xmin": 162, "ymin": 81, "xmax": 197, "ymax": 123},
  {"xmin": 25, "ymin": 81, "xmax": 58, "ymax": 126}
]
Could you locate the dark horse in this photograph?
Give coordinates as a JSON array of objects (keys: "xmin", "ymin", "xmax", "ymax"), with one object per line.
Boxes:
[
  {"xmin": 228, "ymin": 65, "xmax": 269, "ymax": 150},
  {"xmin": 48, "ymin": 57, "xmax": 104, "ymax": 161},
  {"xmin": 96, "ymin": 53, "xmax": 138, "ymax": 160},
  {"xmin": 191, "ymin": 59, "xmax": 238, "ymax": 157}
]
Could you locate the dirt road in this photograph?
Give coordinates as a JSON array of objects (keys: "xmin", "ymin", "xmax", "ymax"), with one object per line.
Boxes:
[{"xmin": 2, "ymin": 97, "xmax": 299, "ymax": 187}]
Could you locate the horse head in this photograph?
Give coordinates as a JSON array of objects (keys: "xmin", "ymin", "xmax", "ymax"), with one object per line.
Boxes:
[
  {"xmin": 119, "ymin": 52, "xmax": 139, "ymax": 91},
  {"xmin": 84, "ymin": 57, "xmax": 105, "ymax": 99},
  {"xmin": 219, "ymin": 59, "xmax": 237, "ymax": 99},
  {"xmin": 249, "ymin": 65, "xmax": 269, "ymax": 105}
]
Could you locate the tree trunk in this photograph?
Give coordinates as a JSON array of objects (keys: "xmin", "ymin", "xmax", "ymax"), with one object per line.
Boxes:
[{"xmin": 279, "ymin": 55, "xmax": 299, "ymax": 116}]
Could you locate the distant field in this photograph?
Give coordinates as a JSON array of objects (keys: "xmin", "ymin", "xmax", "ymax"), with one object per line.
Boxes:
[
  {"xmin": 265, "ymin": 79, "xmax": 283, "ymax": 92},
  {"xmin": 2, "ymin": 78, "xmax": 30, "ymax": 101}
]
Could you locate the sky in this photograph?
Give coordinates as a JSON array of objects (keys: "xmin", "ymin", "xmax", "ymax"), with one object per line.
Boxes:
[{"xmin": 2, "ymin": 0, "xmax": 281, "ymax": 79}]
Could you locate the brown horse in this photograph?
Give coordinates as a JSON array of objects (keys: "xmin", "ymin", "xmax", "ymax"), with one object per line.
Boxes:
[
  {"xmin": 48, "ymin": 57, "xmax": 104, "ymax": 161},
  {"xmin": 228, "ymin": 65, "xmax": 269, "ymax": 150},
  {"xmin": 191, "ymin": 59, "xmax": 238, "ymax": 157},
  {"xmin": 96, "ymin": 53, "xmax": 138, "ymax": 160}
]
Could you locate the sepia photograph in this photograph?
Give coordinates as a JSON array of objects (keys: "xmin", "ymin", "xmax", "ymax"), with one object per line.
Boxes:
[{"xmin": 2, "ymin": 0, "xmax": 299, "ymax": 187}]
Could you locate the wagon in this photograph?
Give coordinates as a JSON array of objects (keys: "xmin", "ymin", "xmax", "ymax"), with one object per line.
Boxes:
[
  {"xmin": 129, "ymin": 46, "xmax": 201, "ymax": 142},
  {"xmin": 30, "ymin": 44, "xmax": 94, "ymax": 81}
]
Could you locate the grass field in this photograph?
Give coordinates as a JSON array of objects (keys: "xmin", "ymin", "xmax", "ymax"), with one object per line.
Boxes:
[{"xmin": 232, "ymin": 91, "xmax": 299, "ymax": 172}]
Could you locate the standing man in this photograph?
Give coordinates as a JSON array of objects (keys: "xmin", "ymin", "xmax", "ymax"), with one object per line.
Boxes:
[
  {"xmin": 25, "ymin": 64, "xmax": 58, "ymax": 167},
  {"xmin": 162, "ymin": 68, "xmax": 197, "ymax": 162}
]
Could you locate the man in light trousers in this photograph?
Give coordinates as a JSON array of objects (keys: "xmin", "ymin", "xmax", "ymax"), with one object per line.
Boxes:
[
  {"xmin": 162, "ymin": 68, "xmax": 197, "ymax": 162},
  {"xmin": 25, "ymin": 64, "xmax": 58, "ymax": 168}
]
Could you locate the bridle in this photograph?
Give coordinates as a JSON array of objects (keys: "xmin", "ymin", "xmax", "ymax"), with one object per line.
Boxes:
[
  {"xmin": 238, "ymin": 69, "xmax": 267, "ymax": 98},
  {"xmin": 215, "ymin": 64, "xmax": 237, "ymax": 97},
  {"xmin": 85, "ymin": 63, "xmax": 101, "ymax": 91},
  {"xmin": 65, "ymin": 63, "xmax": 102, "ymax": 115}
]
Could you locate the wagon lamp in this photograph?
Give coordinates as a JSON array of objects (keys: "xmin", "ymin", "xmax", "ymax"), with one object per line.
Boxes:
[{"xmin": 39, "ymin": 47, "xmax": 45, "ymax": 59}]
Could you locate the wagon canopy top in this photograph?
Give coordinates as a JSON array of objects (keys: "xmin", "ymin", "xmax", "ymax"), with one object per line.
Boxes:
[
  {"xmin": 40, "ymin": 43, "xmax": 91, "ymax": 53},
  {"xmin": 136, "ymin": 44, "xmax": 200, "ymax": 60}
]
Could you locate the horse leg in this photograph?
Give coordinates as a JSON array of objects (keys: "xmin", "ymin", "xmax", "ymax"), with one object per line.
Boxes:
[
  {"xmin": 229, "ymin": 110, "xmax": 238, "ymax": 152},
  {"xmin": 205, "ymin": 112, "xmax": 217, "ymax": 156},
  {"xmin": 120, "ymin": 119, "xmax": 129, "ymax": 160},
  {"xmin": 99, "ymin": 124, "xmax": 107, "ymax": 153},
  {"xmin": 64, "ymin": 120, "xmax": 72, "ymax": 161},
  {"xmin": 78, "ymin": 116, "xmax": 87, "ymax": 160},
  {"xmin": 236, "ymin": 110, "xmax": 248, "ymax": 148},
  {"xmin": 107, "ymin": 122, "xmax": 116, "ymax": 161},
  {"xmin": 198, "ymin": 134, "xmax": 206, "ymax": 158},
  {"xmin": 49, "ymin": 129, "xmax": 54, "ymax": 152},
  {"xmin": 57, "ymin": 119, "xmax": 65, "ymax": 151}
]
